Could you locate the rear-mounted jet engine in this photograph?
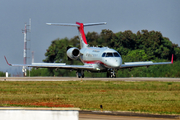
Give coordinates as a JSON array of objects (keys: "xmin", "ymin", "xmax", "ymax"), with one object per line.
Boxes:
[{"xmin": 67, "ymin": 47, "xmax": 80, "ymax": 60}]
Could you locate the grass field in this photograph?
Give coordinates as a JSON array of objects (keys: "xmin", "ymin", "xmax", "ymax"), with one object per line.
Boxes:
[{"xmin": 0, "ymin": 80, "xmax": 180, "ymax": 114}]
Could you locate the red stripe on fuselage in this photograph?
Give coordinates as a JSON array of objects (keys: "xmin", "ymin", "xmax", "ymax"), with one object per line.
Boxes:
[
  {"xmin": 76, "ymin": 22, "xmax": 88, "ymax": 44},
  {"xmin": 82, "ymin": 60, "xmax": 111, "ymax": 68},
  {"xmin": 83, "ymin": 60, "xmax": 102, "ymax": 64}
]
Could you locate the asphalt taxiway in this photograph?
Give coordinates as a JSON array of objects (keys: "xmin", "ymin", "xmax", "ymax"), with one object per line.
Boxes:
[
  {"xmin": 79, "ymin": 111, "xmax": 179, "ymax": 120},
  {"xmin": 79, "ymin": 114, "xmax": 178, "ymax": 120}
]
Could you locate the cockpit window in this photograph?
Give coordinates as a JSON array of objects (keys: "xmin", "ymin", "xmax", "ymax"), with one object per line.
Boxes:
[
  {"xmin": 113, "ymin": 52, "xmax": 120, "ymax": 57},
  {"xmin": 106, "ymin": 53, "xmax": 113, "ymax": 57},
  {"xmin": 102, "ymin": 52, "xmax": 121, "ymax": 57},
  {"xmin": 102, "ymin": 53, "xmax": 106, "ymax": 57}
]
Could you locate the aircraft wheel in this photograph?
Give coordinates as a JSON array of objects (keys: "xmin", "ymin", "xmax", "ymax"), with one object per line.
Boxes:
[
  {"xmin": 110, "ymin": 73, "xmax": 114, "ymax": 78},
  {"xmin": 110, "ymin": 73, "xmax": 116, "ymax": 78}
]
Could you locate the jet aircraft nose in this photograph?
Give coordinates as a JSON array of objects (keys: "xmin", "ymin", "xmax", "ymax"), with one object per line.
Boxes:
[
  {"xmin": 101, "ymin": 51, "xmax": 122, "ymax": 68},
  {"xmin": 111, "ymin": 58, "xmax": 122, "ymax": 68},
  {"xmin": 103, "ymin": 57, "xmax": 122, "ymax": 68}
]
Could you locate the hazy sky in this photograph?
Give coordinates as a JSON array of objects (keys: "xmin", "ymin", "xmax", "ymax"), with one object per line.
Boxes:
[{"xmin": 0, "ymin": 0, "xmax": 180, "ymax": 75}]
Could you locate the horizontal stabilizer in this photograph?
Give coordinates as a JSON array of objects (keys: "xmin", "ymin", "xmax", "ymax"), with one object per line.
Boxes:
[
  {"xmin": 46, "ymin": 23, "xmax": 79, "ymax": 27},
  {"xmin": 83, "ymin": 22, "xmax": 107, "ymax": 26},
  {"xmin": 46, "ymin": 22, "xmax": 107, "ymax": 27}
]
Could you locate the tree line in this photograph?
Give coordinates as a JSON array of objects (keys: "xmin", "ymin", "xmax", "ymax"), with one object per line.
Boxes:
[
  {"xmin": 0, "ymin": 71, "xmax": 5, "ymax": 77},
  {"xmin": 27, "ymin": 29, "xmax": 180, "ymax": 77}
]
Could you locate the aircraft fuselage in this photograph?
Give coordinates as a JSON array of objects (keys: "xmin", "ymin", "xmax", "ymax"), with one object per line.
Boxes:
[{"xmin": 80, "ymin": 47, "xmax": 122, "ymax": 72}]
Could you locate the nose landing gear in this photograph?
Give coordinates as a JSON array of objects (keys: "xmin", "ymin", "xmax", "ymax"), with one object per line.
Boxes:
[{"xmin": 107, "ymin": 69, "xmax": 116, "ymax": 78}]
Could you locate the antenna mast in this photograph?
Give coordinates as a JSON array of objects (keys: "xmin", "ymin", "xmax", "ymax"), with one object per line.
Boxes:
[{"xmin": 22, "ymin": 18, "xmax": 31, "ymax": 77}]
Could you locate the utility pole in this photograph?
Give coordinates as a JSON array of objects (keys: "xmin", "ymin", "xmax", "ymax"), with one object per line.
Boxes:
[
  {"xmin": 22, "ymin": 18, "xmax": 31, "ymax": 77},
  {"xmin": 32, "ymin": 51, "xmax": 34, "ymax": 63}
]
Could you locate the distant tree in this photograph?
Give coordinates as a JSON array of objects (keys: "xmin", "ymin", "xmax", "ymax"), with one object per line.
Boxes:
[
  {"xmin": 86, "ymin": 31, "xmax": 100, "ymax": 46},
  {"xmin": 174, "ymin": 46, "xmax": 180, "ymax": 60},
  {"xmin": 27, "ymin": 68, "xmax": 51, "ymax": 76},
  {"xmin": 0, "ymin": 71, "xmax": 5, "ymax": 77},
  {"xmin": 124, "ymin": 49, "xmax": 149, "ymax": 62},
  {"xmin": 99, "ymin": 29, "xmax": 114, "ymax": 47},
  {"xmin": 43, "ymin": 38, "xmax": 69, "ymax": 63}
]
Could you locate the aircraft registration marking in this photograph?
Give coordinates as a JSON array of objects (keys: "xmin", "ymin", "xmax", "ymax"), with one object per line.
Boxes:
[{"xmin": 86, "ymin": 53, "xmax": 98, "ymax": 57}]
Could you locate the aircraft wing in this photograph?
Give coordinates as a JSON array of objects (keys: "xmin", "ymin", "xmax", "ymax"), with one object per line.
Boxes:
[
  {"xmin": 4, "ymin": 56, "xmax": 94, "ymax": 70},
  {"xmin": 120, "ymin": 54, "xmax": 173, "ymax": 68}
]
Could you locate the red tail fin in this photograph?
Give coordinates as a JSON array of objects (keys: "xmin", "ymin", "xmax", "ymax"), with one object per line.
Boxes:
[{"xmin": 76, "ymin": 22, "xmax": 88, "ymax": 48}]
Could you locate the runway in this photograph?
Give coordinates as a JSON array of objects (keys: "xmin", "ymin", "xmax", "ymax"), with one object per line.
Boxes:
[{"xmin": 1, "ymin": 77, "xmax": 180, "ymax": 82}]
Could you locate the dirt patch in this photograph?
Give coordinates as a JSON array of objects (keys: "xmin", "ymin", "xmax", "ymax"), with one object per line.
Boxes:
[{"xmin": 100, "ymin": 90, "xmax": 106, "ymax": 92}]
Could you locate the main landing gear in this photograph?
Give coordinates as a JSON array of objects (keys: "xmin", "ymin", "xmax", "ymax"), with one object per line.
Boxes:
[
  {"xmin": 107, "ymin": 69, "xmax": 116, "ymax": 78},
  {"xmin": 76, "ymin": 70, "xmax": 84, "ymax": 78},
  {"xmin": 76, "ymin": 69, "xmax": 116, "ymax": 78}
]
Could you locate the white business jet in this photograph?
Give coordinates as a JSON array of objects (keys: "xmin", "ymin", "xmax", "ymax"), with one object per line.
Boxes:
[{"xmin": 5, "ymin": 22, "xmax": 173, "ymax": 78}]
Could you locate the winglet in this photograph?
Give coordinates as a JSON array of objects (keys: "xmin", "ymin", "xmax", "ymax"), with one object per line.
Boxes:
[
  {"xmin": 4, "ymin": 56, "xmax": 12, "ymax": 66},
  {"xmin": 171, "ymin": 54, "xmax": 174, "ymax": 64}
]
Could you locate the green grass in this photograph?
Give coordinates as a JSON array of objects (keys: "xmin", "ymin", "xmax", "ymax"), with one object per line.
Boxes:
[{"xmin": 0, "ymin": 81, "xmax": 180, "ymax": 114}]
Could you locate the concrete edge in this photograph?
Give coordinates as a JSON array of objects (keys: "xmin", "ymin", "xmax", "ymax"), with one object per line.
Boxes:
[{"xmin": 79, "ymin": 110, "xmax": 180, "ymax": 119}]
